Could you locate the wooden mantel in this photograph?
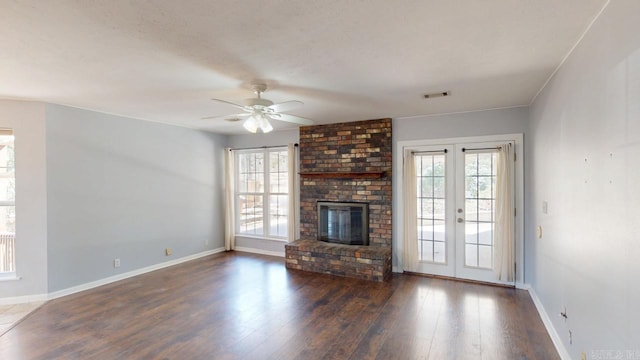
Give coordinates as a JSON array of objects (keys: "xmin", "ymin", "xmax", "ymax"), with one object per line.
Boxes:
[{"xmin": 299, "ymin": 171, "xmax": 385, "ymax": 179}]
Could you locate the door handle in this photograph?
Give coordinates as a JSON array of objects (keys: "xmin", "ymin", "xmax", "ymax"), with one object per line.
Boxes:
[{"xmin": 457, "ymin": 218, "xmax": 464, "ymax": 223}]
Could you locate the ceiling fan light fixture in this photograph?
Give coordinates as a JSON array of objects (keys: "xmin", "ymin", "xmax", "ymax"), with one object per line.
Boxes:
[
  {"xmin": 258, "ymin": 115, "xmax": 273, "ymax": 133},
  {"xmin": 243, "ymin": 113, "xmax": 273, "ymax": 133},
  {"xmin": 243, "ymin": 116, "xmax": 259, "ymax": 133}
]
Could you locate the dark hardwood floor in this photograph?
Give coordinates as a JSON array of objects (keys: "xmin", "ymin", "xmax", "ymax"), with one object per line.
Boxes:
[{"xmin": 0, "ymin": 252, "xmax": 558, "ymax": 359}]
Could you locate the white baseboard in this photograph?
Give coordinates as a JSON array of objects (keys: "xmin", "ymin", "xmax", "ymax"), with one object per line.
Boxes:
[
  {"xmin": 1, "ymin": 248, "xmax": 226, "ymax": 305},
  {"xmin": 0, "ymin": 293, "xmax": 49, "ymax": 306},
  {"xmin": 45, "ymin": 248, "xmax": 225, "ymax": 301},
  {"xmin": 234, "ymin": 246, "xmax": 284, "ymax": 258},
  {"xmin": 525, "ymin": 284, "xmax": 570, "ymax": 360}
]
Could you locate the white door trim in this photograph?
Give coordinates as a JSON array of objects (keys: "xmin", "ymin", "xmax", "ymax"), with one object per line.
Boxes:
[{"xmin": 393, "ymin": 133, "xmax": 525, "ymax": 287}]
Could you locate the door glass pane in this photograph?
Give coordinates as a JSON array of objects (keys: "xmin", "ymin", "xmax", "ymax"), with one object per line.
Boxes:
[
  {"xmin": 433, "ymin": 242, "xmax": 446, "ymax": 263},
  {"xmin": 416, "ymin": 153, "xmax": 446, "ymax": 263},
  {"xmin": 465, "ymin": 244, "xmax": 478, "ymax": 268},
  {"xmin": 465, "ymin": 223, "xmax": 478, "ymax": 244},
  {"xmin": 433, "ymin": 220, "xmax": 445, "ymax": 241},
  {"xmin": 464, "ymin": 151, "xmax": 497, "ymax": 269},
  {"xmin": 465, "ymin": 199, "xmax": 478, "ymax": 221},
  {"xmin": 478, "ymin": 245, "xmax": 492, "ymax": 269}
]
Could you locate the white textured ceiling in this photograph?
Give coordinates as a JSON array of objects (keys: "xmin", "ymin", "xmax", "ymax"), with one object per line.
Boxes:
[{"xmin": 1, "ymin": 0, "xmax": 607, "ymax": 134}]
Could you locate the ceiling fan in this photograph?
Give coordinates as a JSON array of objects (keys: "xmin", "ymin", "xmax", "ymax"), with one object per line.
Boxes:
[{"xmin": 203, "ymin": 83, "xmax": 313, "ymax": 133}]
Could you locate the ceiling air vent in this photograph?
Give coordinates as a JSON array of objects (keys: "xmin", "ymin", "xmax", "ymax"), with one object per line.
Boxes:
[{"xmin": 423, "ymin": 91, "xmax": 450, "ymax": 99}]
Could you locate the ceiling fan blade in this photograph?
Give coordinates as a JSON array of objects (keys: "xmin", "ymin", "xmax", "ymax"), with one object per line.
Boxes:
[
  {"xmin": 210, "ymin": 98, "xmax": 248, "ymax": 111},
  {"xmin": 269, "ymin": 113, "xmax": 314, "ymax": 125},
  {"xmin": 201, "ymin": 113, "xmax": 249, "ymax": 120},
  {"xmin": 267, "ymin": 100, "xmax": 303, "ymax": 113}
]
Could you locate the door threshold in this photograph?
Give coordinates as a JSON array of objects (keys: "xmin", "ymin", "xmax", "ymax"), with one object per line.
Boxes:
[{"xmin": 403, "ymin": 271, "xmax": 515, "ymax": 289}]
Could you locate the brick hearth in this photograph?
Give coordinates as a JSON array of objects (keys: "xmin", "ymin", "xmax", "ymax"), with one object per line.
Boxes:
[
  {"xmin": 285, "ymin": 240, "xmax": 391, "ymax": 282},
  {"xmin": 285, "ymin": 118, "xmax": 392, "ymax": 281}
]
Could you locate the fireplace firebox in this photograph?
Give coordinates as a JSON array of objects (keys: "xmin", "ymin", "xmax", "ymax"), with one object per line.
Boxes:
[{"xmin": 318, "ymin": 201, "xmax": 369, "ymax": 246}]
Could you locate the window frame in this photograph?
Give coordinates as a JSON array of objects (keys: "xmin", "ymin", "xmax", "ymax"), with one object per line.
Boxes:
[
  {"xmin": 234, "ymin": 146, "xmax": 289, "ymax": 240},
  {"xmin": 0, "ymin": 128, "xmax": 16, "ymax": 278}
]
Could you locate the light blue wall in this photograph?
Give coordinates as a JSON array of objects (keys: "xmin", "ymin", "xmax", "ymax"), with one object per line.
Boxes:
[
  {"xmin": 528, "ymin": 0, "xmax": 640, "ymax": 354},
  {"xmin": 45, "ymin": 104, "xmax": 226, "ymax": 292},
  {"xmin": 393, "ymin": 107, "xmax": 528, "ymax": 142}
]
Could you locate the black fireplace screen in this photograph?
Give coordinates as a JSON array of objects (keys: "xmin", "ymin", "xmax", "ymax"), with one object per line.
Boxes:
[{"xmin": 317, "ymin": 201, "xmax": 369, "ymax": 245}]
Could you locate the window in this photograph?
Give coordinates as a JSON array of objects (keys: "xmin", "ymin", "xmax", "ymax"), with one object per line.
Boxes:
[
  {"xmin": 236, "ymin": 147, "xmax": 288, "ymax": 239},
  {"xmin": 0, "ymin": 129, "xmax": 15, "ymax": 275}
]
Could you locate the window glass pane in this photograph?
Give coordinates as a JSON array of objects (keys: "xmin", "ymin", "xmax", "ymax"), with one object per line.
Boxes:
[
  {"xmin": 238, "ymin": 172, "xmax": 248, "ymax": 193},
  {"xmin": 239, "ymin": 195, "xmax": 263, "ymax": 235},
  {"xmin": 0, "ymin": 207, "xmax": 15, "ymax": 273},
  {"xmin": 0, "ymin": 131, "xmax": 15, "ymax": 274},
  {"xmin": 0, "ymin": 136, "xmax": 15, "ymax": 203},
  {"xmin": 269, "ymin": 195, "xmax": 288, "ymax": 238},
  {"xmin": 238, "ymin": 152, "xmax": 264, "ymax": 193},
  {"xmin": 0, "ymin": 205, "xmax": 15, "ymax": 233},
  {"xmin": 269, "ymin": 150, "xmax": 288, "ymax": 193},
  {"xmin": 0, "ymin": 179, "xmax": 15, "ymax": 203}
]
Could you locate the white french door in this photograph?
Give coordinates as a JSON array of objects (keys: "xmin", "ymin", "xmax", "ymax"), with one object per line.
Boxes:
[{"xmin": 407, "ymin": 141, "xmax": 515, "ymax": 285}]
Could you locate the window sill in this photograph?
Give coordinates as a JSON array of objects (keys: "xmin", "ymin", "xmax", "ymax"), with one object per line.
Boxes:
[
  {"xmin": 235, "ymin": 234, "xmax": 289, "ymax": 243},
  {"xmin": 0, "ymin": 274, "xmax": 21, "ymax": 282}
]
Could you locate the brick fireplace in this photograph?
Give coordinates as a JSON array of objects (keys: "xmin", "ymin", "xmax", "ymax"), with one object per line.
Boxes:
[{"xmin": 285, "ymin": 118, "xmax": 392, "ymax": 281}]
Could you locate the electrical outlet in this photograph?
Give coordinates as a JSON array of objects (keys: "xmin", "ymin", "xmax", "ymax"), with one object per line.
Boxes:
[
  {"xmin": 114, "ymin": 258, "xmax": 121, "ymax": 268},
  {"xmin": 205, "ymin": 239, "xmax": 209, "ymax": 246},
  {"xmin": 165, "ymin": 248, "xmax": 172, "ymax": 256}
]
